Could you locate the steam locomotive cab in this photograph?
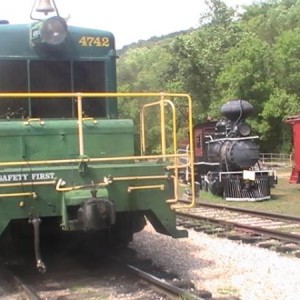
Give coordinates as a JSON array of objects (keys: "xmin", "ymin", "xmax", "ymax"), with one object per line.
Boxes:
[{"xmin": 193, "ymin": 100, "xmax": 277, "ymax": 201}]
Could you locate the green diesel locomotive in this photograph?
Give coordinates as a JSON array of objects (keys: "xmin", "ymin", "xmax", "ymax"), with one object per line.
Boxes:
[{"xmin": 0, "ymin": 0, "xmax": 196, "ymax": 271}]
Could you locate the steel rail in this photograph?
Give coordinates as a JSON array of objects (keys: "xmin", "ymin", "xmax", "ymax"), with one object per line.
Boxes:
[
  {"xmin": 2, "ymin": 267, "xmax": 42, "ymax": 300},
  {"xmin": 178, "ymin": 199, "xmax": 300, "ymax": 223},
  {"xmin": 196, "ymin": 201, "xmax": 300, "ymax": 223},
  {"xmin": 127, "ymin": 264, "xmax": 205, "ymax": 300},
  {"xmin": 13, "ymin": 275, "xmax": 41, "ymax": 300},
  {"xmin": 177, "ymin": 211, "xmax": 300, "ymax": 244}
]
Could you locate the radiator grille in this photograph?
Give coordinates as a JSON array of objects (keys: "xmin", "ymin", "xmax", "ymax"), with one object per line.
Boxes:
[{"xmin": 223, "ymin": 176, "xmax": 271, "ymax": 201}]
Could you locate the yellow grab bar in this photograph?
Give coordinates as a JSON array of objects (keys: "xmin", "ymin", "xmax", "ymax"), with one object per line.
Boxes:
[
  {"xmin": 128, "ymin": 185, "xmax": 164, "ymax": 192},
  {"xmin": 23, "ymin": 118, "xmax": 45, "ymax": 126},
  {"xmin": 0, "ymin": 192, "xmax": 37, "ymax": 198}
]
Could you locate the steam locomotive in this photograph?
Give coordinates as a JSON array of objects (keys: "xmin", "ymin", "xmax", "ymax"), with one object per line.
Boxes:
[
  {"xmin": 181, "ymin": 99, "xmax": 277, "ymax": 201},
  {"xmin": 0, "ymin": 0, "xmax": 195, "ymax": 271}
]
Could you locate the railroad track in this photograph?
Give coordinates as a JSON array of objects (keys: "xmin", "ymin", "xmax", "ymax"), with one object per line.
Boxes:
[
  {"xmin": 177, "ymin": 201, "xmax": 300, "ymax": 256},
  {"xmin": 1, "ymin": 249, "xmax": 212, "ymax": 300},
  {"xmin": 2, "ymin": 265, "xmax": 206, "ymax": 300},
  {"xmin": 0, "ymin": 267, "xmax": 41, "ymax": 299},
  {"xmin": 109, "ymin": 252, "xmax": 213, "ymax": 300},
  {"xmin": 124, "ymin": 262, "xmax": 210, "ymax": 300}
]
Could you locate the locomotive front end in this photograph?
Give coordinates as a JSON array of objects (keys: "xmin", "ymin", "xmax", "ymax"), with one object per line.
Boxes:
[
  {"xmin": 193, "ymin": 100, "xmax": 277, "ymax": 201},
  {"xmin": 0, "ymin": 0, "xmax": 194, "ymax": 271}
]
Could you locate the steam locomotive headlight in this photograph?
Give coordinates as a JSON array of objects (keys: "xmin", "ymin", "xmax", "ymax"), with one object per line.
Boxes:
[
  {"xmin": 238, "ymin": 123, "xmax": 251, "ymax": 137},
  {"xmin": 30, "ymin": 16, "xmax": 68, "ymax": 48}
]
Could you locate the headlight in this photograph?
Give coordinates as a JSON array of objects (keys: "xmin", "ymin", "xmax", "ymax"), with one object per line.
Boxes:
[
  {"xmin": 238, "ymin": 123, "xmax": 251, "ymax": 137},
  {"xmin": 30, "ymin": 16, "xmax": 68, "ymax": 47}
]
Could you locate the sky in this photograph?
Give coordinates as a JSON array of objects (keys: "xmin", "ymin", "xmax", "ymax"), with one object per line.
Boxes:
[{"xmin": 2, "ymin": 0, "xmax": 259, "ymax": 49}]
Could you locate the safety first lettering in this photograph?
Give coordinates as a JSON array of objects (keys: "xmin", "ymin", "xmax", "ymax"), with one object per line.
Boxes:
[{"xmin": 0, "ymin": 172, "xmax": 55, "ymax": 183}]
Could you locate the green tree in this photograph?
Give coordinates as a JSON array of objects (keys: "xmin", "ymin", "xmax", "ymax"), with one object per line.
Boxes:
[
  {"xmin": 117, "ymin": 45, "xmax": 180, "ymax": 153},
  {"xmin": 116, "ymin": 0, "xmax": 300, "ymax": 153},
  {"xmin": 214, "ymin": 33, "xmax": 273, "ymax": 113},
  {"xmin": 242, "ymin": 0, "xmax": 300, "ymax": 44},
  {"xmin": 273, "ymin": 28, "xmax": 300, "ymax": 95},
  {"xmin": 166, "ymin": 0, "xmax": 243, "ymax": 122}
]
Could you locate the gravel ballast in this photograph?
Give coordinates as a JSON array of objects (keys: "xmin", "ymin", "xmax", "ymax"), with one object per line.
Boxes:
[{"xmin": 130, "ymin": 225, "xmax": 300, "ymax": 300}]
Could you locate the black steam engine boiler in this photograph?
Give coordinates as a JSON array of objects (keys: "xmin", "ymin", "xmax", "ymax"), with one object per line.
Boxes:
[{"xmin": 192, "ymin": 100, "xmax": 277, "ymax": 201}]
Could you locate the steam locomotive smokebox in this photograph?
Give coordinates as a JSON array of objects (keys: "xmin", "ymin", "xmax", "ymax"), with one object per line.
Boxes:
[
  {"xmin": 223, "ymin": 140, "xmax": 260, "ymax": 170},
  {"xmin": 221, "ymin": 100, "xmax": 254, "ymax": 121}
]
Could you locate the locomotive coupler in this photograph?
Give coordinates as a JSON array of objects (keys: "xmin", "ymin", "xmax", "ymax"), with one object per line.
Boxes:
[
  {"xmin": 78, "ymin": 197, "xmax": 116, "ymax": 231},
  {"xmin": 29, "ymin": 217, "xmax": 46, "ymax": 273}
]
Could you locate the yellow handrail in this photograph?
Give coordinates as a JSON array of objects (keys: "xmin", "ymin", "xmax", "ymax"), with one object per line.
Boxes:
[
  {"xmin": 128, "ymin": 185, "xmax": 164, "ymax": 192},
  {"xmin": 0, "ymin": 92, "xmax": 196, "ymax": 208},
  {"xmin": 0, "ymin": 181, "xmax": 56, "ymax": 188},
  {"xmin": 0, "ymin": 192, "xmax": 37, "ymax": 198},
  {"xmin": 23, "ymin": 118, "xmax": 45, "ymax": 126},
  {"xmin": 77, "ymin": 95, "xmax": 84, "ymax": 156},
  {"xmin": 0, "ymin": 153, "xmax": 188, "ymax": 167},
  {"xmin": 140, "ymin": 98, "xmax": 180, "ymax": 202},
  {"xmin": 140, "ymin": 100, "xmax": 161, "ymax": 155}
]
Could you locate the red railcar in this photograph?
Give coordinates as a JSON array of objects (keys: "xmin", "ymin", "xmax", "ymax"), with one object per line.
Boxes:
[{"xmin": 285, "ymin": 116, "xmax": 300, "ymax": 183}]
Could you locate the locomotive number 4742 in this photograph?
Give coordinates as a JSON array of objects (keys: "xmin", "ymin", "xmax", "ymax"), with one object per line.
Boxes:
[{"xmin": 78, "ymin": 36, "xmax": 110, "ymax": 47}]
